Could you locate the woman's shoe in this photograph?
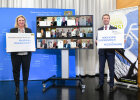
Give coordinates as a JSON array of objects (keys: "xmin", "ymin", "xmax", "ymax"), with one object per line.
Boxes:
[
  {"xmin": 24, "ymin": 87, "xmax": 28, "ymax": 94},
  {"xmin": 15, "ymin": 87, "xmax": 19, "ymax": 95}
]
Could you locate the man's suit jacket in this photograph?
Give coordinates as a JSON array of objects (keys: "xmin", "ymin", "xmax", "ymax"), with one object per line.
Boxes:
[
  {"xmin": 41, "ymin": 43, "xmax": 47, "ymax": 49},
  {"xmin": 64, "ymin": 44, "xmax": 71, "ymax": 48},
  {"xmin": 98, "ymin": 25, "xmax": 117, "ymax": 55},
  {"xmin": 51, "ymin": 21, "xmax": 57, "ymax": 26},
  {"xmin": 86, "ymin": 43, "xmax": 93, "ymax": 49},
  {"xmin": 67, "ymin": 32, "xmax": 71, "ymax": 37},
  {"xmin": 56, "ymin": 31, "xmax": 62, "ymax": 37},
  {"xmin": 77, "ymin": 43, "xmax": 82, "ymax": 48},
  {"xmin": 61, "ymin": 21, "xmax": 67, "ymax": 26},
  {"xmin": 10, "ymin": 28, "xmax": 32, "ymax": 55}
]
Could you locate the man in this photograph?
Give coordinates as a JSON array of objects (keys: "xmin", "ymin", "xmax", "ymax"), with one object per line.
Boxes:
[
  {"xmin": 81, "ymin": 29, "xmax": 86, "ymax": 37},
  {"xmin": 53, "ymin": 41, "xmax": 58, "ymax": 48},
  {"xmin": 41, "ymin": 39, "xmax": 47, "ymax": 49},
  {"xmin": 51, "ymin": 17, "xmax": 57, "ymax": 26},
  {"xmin": 64, "ymin": 40, "xmax": 71, "ymax": 48},
  {"xmin": 56, "ymin": 29, "xmax": 61, "ymax": 37},
  {"xmin": 61, "ymin": 29, "xmax": 66, "ymax": 37},
  {"xmin": 76, "ymin": 28, "xmax": 80, "ymax": 37},
  {"xmin": 86, "ymin": 40, "xmax": 93, "ymax": 49},
  {"xmin": 67, "ymin": 29, "xmax": 71, "ymax": 37},
  {"xmin": 95, "ymin": 14, "xmax": 117, "ymax": 93},
  {"xmin": 61, "ymin": 17, "xmax": 67, "ymax": 26},
  {"xmin": 76, "ymin": 39, "xmax": 82, "ymax": 48}
]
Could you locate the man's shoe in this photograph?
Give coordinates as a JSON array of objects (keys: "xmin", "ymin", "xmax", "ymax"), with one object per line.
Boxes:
[
  {"xmin": 95, "ymin": 85, "xmax": 103, "ymax": 91},
  {"xmin": 24, "ymin": 87, "xmax": 28, "ymax": 94},
  {"xmin": 15, "ymin": 87, "xmax": 19, "ymax": 95}
]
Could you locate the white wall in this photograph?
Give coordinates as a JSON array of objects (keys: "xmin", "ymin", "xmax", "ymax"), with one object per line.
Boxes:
[{"xmin": 0, "ymin": 0, "xmax": 116, "ymax": 76}]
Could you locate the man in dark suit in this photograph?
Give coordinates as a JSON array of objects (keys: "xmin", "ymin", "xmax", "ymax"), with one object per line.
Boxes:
[
  {"xmin": 67, "ymin": 29, "xmax": 71, "ymax": 37},
  {"xmin": 51, "ymin": 17, "xmax": 57, "ymax": 26},
  {"xmin": 95, "ymin": 14, "xmax": 117, "ymax": 93},
  {"xmin": 86, "ymin": 40, "xmax": 93, "ymax": 49},
  {"xmin": 56, "ymin": 29, "xmax": 61, "ymax": 37},
  {"xmin": 64, "ymin": 40, "xmax": 71, "ymax": 48},
  {"xmin": 41, "ymin": 39, "xmax": 47, "ymax": 49},
  {"xmin": 76, "ymin": 39, "xmax": 82, "ymax": 48},
  {"xmin": 61, "ymin": 17, "xmax": 67, "ymax": 26}
]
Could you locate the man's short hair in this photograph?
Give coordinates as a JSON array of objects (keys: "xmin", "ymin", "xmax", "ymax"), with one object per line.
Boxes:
[{"xmin": 102, "ymin": 14, "xmax": 110, "ymax": 19}]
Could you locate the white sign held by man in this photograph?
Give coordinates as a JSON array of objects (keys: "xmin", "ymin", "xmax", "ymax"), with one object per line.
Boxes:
[
  {"xmin": 6, "ymin": 33, "xmax": 36, "ymax": 52},
  {"xmin": 97, "ymin": 29, "xmax": 124, "ymax": 48}
]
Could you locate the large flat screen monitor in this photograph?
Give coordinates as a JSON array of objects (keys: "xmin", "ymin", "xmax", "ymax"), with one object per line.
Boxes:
[{"xmin": 36, "ymin": 15, "xmax": 93, "ymax": 49}]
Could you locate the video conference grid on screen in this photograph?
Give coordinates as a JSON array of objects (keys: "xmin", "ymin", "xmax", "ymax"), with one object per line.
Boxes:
[{"xmin": 36, "ymin": 15, "xmax": 93, "ymax": 49}]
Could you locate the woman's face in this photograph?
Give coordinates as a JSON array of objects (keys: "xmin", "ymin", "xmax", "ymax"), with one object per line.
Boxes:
[
  {"xmin": 41, "ymin": 29, "xmax": 44, "ymax": 33},
  {"xmin": 18, "ymin": 17, "xmax": 25, "ymax": 28}
]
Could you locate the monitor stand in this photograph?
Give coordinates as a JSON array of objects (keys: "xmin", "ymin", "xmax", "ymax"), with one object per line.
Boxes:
[{"xmin": 42, "ymin": 50, "xmax": 85, "ymax": 92}]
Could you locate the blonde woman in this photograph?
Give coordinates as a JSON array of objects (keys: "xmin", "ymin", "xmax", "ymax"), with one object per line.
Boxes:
[{"xmin": 10, "ymin": 15, "xmax": 32, "ymax": 95}]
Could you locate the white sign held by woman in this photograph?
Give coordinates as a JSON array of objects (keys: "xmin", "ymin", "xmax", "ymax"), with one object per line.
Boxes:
[{"xmin": 6, "ymin": 33, "xmax": 36, "ymax": 52}]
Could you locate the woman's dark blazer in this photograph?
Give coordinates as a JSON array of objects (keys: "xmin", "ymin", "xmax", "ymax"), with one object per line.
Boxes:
[{"xmin": 10, "ymin": 28, "xmax": 32, "ymax": 56}]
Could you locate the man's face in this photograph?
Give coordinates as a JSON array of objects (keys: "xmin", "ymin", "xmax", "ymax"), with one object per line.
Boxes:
[
  {"xmin": 87, "ymin": 40, "xmax": 90, "ymax": 43},
  {"xmin": 42, "ymin": 40, "xmax": 45, "ymax": 44},
  {"xmin": 62, "ymin": 17, "xmax": 65, "ymax": 21},
  {"xmin": 103, "ymin": 15, "xmax": 110, "ymax": 25},
  {"xmin": 52, "ymin": 17, "xmax": 55, "ymax": 21},
  {"xmin": 76, "ymin": 18, "xmax": 79, "ymax": 22}
]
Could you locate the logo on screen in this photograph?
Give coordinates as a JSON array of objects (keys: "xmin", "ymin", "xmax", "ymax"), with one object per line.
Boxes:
[{"xmin": 64, "ymin": 11, "xmax": 72, "ymax": 15}]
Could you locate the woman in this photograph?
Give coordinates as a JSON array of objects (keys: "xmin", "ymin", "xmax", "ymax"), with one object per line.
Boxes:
[{"xmin": 10, "ymin": 15, "xmax": 32, "ymax": 95}]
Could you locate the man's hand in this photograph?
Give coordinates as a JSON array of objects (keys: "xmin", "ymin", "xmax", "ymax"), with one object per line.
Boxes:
[{"xmin": 124, "ymin": 39, "xmax": 126, "ymax": 43}]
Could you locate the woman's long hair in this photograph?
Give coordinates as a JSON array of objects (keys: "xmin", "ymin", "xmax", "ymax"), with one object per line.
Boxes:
[{"xmin": 15, "ymin": 15, "xmax": 28, "ymax": 28}]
